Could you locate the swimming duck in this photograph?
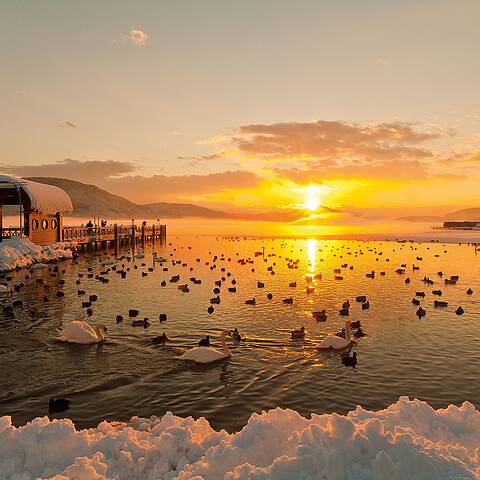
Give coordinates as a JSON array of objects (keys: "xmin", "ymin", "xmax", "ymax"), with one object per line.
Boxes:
[
  {"xmin": 416, "ymin": 307, "xmax": 426, "ymax": 317},
  {"xmin": 291, "ymin": 326, "xmax": 305, "ymax": 339},
  {"xmin": 152, "ymin": 333, "xmax": 170, "ymax": 344},
  {"xmin": 341, "ymin": 352, "xmax": 357, "ymax": 367},
  {"xmin": 199, "ymin": 336, "xmax": 210, "ymax": 347},
  {"xmin": 232, "ymin": 328, "xmax": 242, "ymax": 341},
  {"xmin": 313, "ymin": 310, "xmax": 327, "ymax": 322},
  {"xmin": 49, "ymin": 398, "xmax": 70, "ymax": 414},
  {"xmin": 353, "ymin": 327, "xmax": 366, "ymax": 338}
]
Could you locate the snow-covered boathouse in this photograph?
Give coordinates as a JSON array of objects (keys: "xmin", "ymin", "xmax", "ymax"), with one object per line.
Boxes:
[{"xmin": 0, "ymin": 175, "xmax": 73, "ymax": 244}]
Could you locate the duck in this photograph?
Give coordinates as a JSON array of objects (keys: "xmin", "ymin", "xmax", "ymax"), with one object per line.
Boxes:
[
  {"xmin": 152, "ymin": 333, "xmax": 170, "ymax": 345},
  {"xmin": 245, "ymin": 298, "xmax": 256, "ymax": 305},
  {"xmin": 341, "ymin": 352, "xmax": 357, "ymax": 367},
  {"xmin": 49, "ymin": 398, "xmax": 70, "ymax": 414},
  {"xmin": 416, "ymin": 307, "xmax": 426, "ymax": 318},
  {"xmin": 232, "ymin": 328, "xmax": 242, "ymax": 341},
  {"xmin": 335, "ymin": 328, "xmax": 345, "ymax": 338},
  {"xmin": 177, "ymin": 330, "xmax": 232, "ymax": 364},
  {"xmin": 455, "ymin": 306, "xmax": 464, "ymax": 315},
  {"xmin": 291, "ymin": 326, "xmax": 305, "ymax": 339},
  {"xmin": 362, "ymin": 301, "xmax": 370, "ymax": 310},
  {"xmin": 55, "ymin": 321, "xmax": 107, "ymax": 344},
  {"xmin": 313, "ymin": 310, "xmax": 327, "ymax": 322},
  {"xmin": 317, "ymin": 320, "xmax": 355, "ymax": 350},
  {"xmin": 132, "ymin": 318, "xmax": 150, "ymax": 328},
  {"xmin": 353, "ymin": 327, "xmax": 366, "ymax": 338},
  {"xmin": 350, "ymin": 320, "xmax": 361, "ymax": 329},
  {"xmin": 412, "ymin": 298, "xmax": 421, "ymax": 305},
  {"xmin": 199, "ymin": 336, "xmax": 211, "ymax": 347},
  {"xmin": 467, "ymin": 288, "xmax": 473, "ymax": 295}
]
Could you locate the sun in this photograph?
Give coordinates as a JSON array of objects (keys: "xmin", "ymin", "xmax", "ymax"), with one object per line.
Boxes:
[
  {"xmin": 304, "ymin": 197, "xmax": 320, "ymax": 211},
  {"xmin": 302, "ymin": 185, "xmax": 322, "ymax": 211}
]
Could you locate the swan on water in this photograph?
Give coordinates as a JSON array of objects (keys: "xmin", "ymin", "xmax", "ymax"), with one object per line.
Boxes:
[
  {"xmin": 31, "ymin": 263, "xmax": 47, "ymax": 270},
  {"xmin": 55, "ymin": 321, "xmax": 108, "ymax": 344},
  {"xmin": 317, "ymin": 320, "xmax": 355, "ymax": 350},
  {"xmin": 176, "ymin": 330, "xmax": 232, "ymax": 364}
]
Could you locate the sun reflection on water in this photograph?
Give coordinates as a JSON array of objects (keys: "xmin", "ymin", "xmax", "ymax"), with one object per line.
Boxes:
[{"xmin": 307, "ymin": 238, "xmax": 317, "ymax": 273}]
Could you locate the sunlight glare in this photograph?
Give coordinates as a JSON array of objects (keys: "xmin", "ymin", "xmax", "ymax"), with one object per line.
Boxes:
[{"xmin": 307, "ymin": 238, "xmax": 317, "ymax": 273}]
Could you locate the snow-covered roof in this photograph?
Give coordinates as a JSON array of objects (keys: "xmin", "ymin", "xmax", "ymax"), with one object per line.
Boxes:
[{"xmin": 0, "ymin": 175, "xmax": 73, "ymax": 214}]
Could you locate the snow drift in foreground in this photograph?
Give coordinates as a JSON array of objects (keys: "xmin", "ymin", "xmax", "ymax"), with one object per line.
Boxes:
[
  {"xmin": 0, "ymin": 236, "xmax": 73, "ymax": 271},
  {"xmin": 1, "ymin": 397, "xmax": 479, "ymax": 480}
]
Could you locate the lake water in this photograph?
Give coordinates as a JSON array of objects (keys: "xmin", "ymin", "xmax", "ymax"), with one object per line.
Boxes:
[{"xmin": 0, "ymin": 236, "xmax": 479, "ymax": 432}]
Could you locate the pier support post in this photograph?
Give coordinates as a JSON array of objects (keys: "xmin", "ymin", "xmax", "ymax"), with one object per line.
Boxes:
[
  {"xmin": 114, "ymin": 224, "xmax": 119, "ymax": 256},
  {"xmin": 131, "ymin": 223, "xmax": 136, "ymax": 253},
  {"xmin": 141, "ymin": 223, "xmax": 146, "ymax": 246}
]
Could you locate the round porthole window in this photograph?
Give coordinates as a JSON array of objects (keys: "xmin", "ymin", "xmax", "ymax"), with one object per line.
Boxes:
[
  {"xmin": 31, "ymin": 219, "xmax": 39, "ymax": 231},
  {"xmin": 51, "ymin": 218, "xmax": 58, "ymax": 230},
  {"xmin": 42, "ymin": 219, "xmax": 49, "ymax": 230}
]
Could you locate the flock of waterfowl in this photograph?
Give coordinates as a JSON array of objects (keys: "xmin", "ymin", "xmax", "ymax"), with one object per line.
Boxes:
[{"xmin": 0, "ymin": 240, "xmax": 476, "ymax": 372}]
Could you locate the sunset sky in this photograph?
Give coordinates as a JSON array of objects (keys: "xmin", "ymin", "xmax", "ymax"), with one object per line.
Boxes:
[{"xmin": 1, "ymin": 1, "xmax": 479, "ymax": 229}]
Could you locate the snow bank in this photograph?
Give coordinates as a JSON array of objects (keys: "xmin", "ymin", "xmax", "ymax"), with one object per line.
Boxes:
[
  {"xmin": 1, "ymin": 397, "xmax": 479, "ymax": 480},
  {"xmin": 0, "ymin": 236, "xmax": 73, "ymax": 271}
]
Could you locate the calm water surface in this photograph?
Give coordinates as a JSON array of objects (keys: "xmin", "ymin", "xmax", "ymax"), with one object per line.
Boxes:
[{"xmin": 0, "ymin": 236, "xmax": 479, "ymax": 432}]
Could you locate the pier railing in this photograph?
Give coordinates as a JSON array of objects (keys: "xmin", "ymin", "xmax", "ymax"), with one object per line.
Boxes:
[
  {"xmin": 62, "ymin": 224, "xmax": 166, "ymax": 243},
  {"xmin": 0, "ymin": 222, "xmax": 166, "ymax": 253},
  {"xmin": 1, "ymin": 227, "xmax": 22, "ymax": 238}
]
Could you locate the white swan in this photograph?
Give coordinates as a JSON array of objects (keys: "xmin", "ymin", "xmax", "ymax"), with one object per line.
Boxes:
[
  {"xmin": 176, "ymin": 330, "xmax": 231, "ymax": 364},
  {"xmin": 317, "ymin": 320, "xmax": 355, "ymax": 350},
  {"xmin": 31, "ymin": 263, "xmax": 47, "ymax": 270},
  {"xmin": 55, "ymin": 321, "xmax": 108, "ymax": 344},
  {"xmin": 101, "ymin": 260, "xmax": 116, "ymax": 266}
]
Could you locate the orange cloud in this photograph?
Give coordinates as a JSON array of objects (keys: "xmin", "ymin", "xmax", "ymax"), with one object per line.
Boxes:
[{"xmin": 232, "ymin": 120, "xmax": 439, "ymax": 162}]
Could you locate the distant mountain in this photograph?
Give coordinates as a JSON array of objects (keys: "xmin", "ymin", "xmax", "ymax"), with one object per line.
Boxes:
[
  {"xmin": 396, "ymin": 215, "xmax": 444, "ymax": 223},
  {"xmin": 143, "ymin": 202, "xmax": 227, "ymax": 218},
  {"xmin": 26, "ymin": 177, "xmax": 228, "ymax": 219},
  {"xmin": 444, "ymin": 207, "xmax": 480, "ymax": 221}
]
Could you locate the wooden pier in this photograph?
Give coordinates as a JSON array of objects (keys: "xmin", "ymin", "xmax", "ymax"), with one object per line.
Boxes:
[
  {"xmin": 1, "ymin": 222, "xmax": 167, "ymax": 256},
  {"xmin": 63, "ymin": 223, "xmax": 167, "ymax": 255}
]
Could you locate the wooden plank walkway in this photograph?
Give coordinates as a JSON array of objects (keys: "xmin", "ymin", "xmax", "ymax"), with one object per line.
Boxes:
[
  {"xmin": 63, "ymin": 223, "xmax": 167, "ymax": 255},
  {"xmin": 1, "ymin": 223, "xmax": 167, "ymax": 255}
]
